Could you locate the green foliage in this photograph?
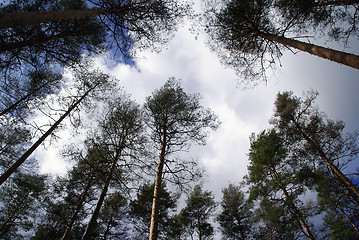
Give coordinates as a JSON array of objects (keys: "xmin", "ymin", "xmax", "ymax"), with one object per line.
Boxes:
[
  {"xmin": 323, "ymin": 211, "xmax": 359, "ymax": 240},
  {"xmin": 204, "ymin": 0, "xmax": 281, "ymax": 84},
  {"xmin": 0, "ymin": 0, "xmax": 106, "ymax": 78},
  {"xmin": 130, "ymin": 183, "xmax": 177, "ymax": 237},
  {"xmin": 0, "ymin": 118, "xmax": 31, "ymax": 170},
  {"xmin": 268, "ymin": 90, "xmax": 359, "ymax": 238},
  {"xmin": 275, "ymin": 0, "xmax": 359, "ymax": 43},
  {"xmin": 204, "ymin": 0, "xmax": 359, "ymax": 85},
  {"xmin": 144, "ymin": 78, "xmax": 219, "ymax": 150},
  {"xmin": 247, "ymin": 129, "xmax": 317, "ymax": 239},
  {"xmin": 0, "ymin": 173, "xmax": 47, "ymax": 238},
  {"xmin": 217, "ymin": 184, "xmax": 253, "ymax": 239},
  {"xmin": 97, "ymin": 193, "xmax": 129, "ymax": 239},
  {"xmin": 180, "ymin": 185, "xmax": 217, "ymax": 240}
]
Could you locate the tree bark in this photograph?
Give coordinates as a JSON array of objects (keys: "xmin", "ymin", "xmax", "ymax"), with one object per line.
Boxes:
[
  {"xmin": 261, "ymin": 33, "xmax": 359, "ymax": 70},
  {"xmin": 291, "ymin": 119, "xmax": 359, "ymax": 207},
  {"xmin": 0, "ymin": 84, "xmax": 98, "ymax": 186},
  {"xmin": 149, "ymin": 127, "xmax": 167, "ymax": 240},
  {"xmin": 0, "ymin": 7, "xmax": 128, "ymax": 29}
]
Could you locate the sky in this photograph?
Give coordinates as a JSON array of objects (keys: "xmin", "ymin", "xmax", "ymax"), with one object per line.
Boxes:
[
  {"xmin": 37, "ymin": 20, "xmax": 359, "ymax": 197},
  {"xmin": 33, "ymin": 1, "xmax": 359, "ymax": 235}
]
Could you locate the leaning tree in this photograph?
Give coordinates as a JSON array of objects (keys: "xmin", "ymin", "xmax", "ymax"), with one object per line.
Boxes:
[{"xmin": 204, "ymin": 0, "xmax": 359, "ymax": 86}]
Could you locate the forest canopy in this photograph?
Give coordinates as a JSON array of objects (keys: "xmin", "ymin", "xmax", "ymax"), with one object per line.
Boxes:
[{"xmin": 0, "ymin": 0, "xmax": 358, "ymax": 239}]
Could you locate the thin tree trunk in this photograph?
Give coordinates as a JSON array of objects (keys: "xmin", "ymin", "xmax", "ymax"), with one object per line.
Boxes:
[
  {"xmin": 0, "ymin": 84, "xmax": 98, "ymax": 186},
  {"xmin": 81, "ymin": 145, "xmax": 124, "ymax": 240},
  {"xmin": 0, "ymin": 192, "xmax": 29, "ymax": 233},
  {"xmin": 197, "ymin": 208, "xmax": 202, "ymax": 240},
  {"xmin": 291, "ymin": 119, "xmax": 359, "ymax": 206},
  {"xmin": 334, "ymin": 195, "xmax": 359, "ymax": 233},
  {"xmin": 0, "ymin": 78, "xmax": 60, "ymax": 117},
  {"xmin": 0, "ymin": 7, "xmax": 129, "ymax": 29},
  {"xmin": 270, "ymin": 166, "xmax": 316, "ymax": 240},
  {"xmin": 61, "ymin": 176, "xmax": 94, "ymax": 240},
  {"xmin": 149, "ymin": 128, "xmax": 167, "ymax": 240},
  {"xmin": 261, "ymin": 33, "xmax": 359, "ymax": 70}
]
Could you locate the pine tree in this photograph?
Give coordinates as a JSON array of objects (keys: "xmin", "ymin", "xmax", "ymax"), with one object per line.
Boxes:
[
  {"xmin": 217, "ymin": 184, "xmax": 253, "ymax": 239},
  {"xmin": 180, "ymin": 185, "xmax": 217, "ymax": 240},
  {"xmin": 144, "ymin": 78, "xmax": 219, "ymax": 240},
  {"xmin": 204, "ymin": 0, "xmax": 359, "ymax": 85}
]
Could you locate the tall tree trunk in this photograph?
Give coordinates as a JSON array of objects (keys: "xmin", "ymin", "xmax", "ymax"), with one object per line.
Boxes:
[
  {"xmin": 149, "ymin": 128, "xmax": 167, "ymax": 240},
  {"xmin": 261, "ymin": 33, "xmax": 359, "ymax": 70},
  {"xmin": 333, "ymin": 195, "xmax": 359, "ymax": 233},
  {"xmin": 291, "ymin": 119, "xmax": 359, "ymax": 207},
  {"xmin": 0, "ymin": 30, "xmax": 78, "ymax": 53},
  {"xmin": 197, "ymin": 208, "xmax": 202, "ymax": 240},
  {"xmin": 270, "ymin": 166, "xmax": 316, "ymax": 240},
  {"xmin": 0, "ymin": 6, "xmax": 129, "ymax": 29},
  {"xmin": 315, "ymin": 0, "xmax": 359, "ymax": 7},
  {"xmin": 81, "ymin": 148, "xmax": 122, "ymax": 240},
  {"xmin": 0, "ymin": 84, "xmax": 98, "ymax": 186},
  {"xmin": 61, "ymin": 176, "xmax": 94, "ymax": 240}
]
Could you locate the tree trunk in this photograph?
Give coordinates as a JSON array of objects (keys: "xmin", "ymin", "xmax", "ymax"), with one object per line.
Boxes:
[
  {"xmin": 197, "ymin": 208, "xmax": 202, "ymax": 240},
  {"xmin": 315, "ymin": 0, "xmax": 359, "ymax": 7},
  {"xmin": 0, "ymin": 84, "xmax": 98, "ymax": 186},
  {"xmin": 0, "ymin": 7, "xmax": 128, "ymax": 29},
  {"xmin": 149, "ymin": 128, "xmax": 167, "ymax": 240},
  {"xmin": 334, "ymin": 195, "xmax": 359, "ymax": 233},
  {"xmin": 0, "ymin": 192, "xmax": 29, "ymax": 233},
  {"xmin": 0, "ymin": 78, "xmax": 60, "ymax": 117},
  {"xmin": 81, "ymin": 148, "xmax": 122, "ymax": 240},
  {"xmin": 0, "ymin": 30, "xmax": 77, "ymax": 53},
  {"xmin": 61, "ymin": 176, "xmax": 94, "ymax": 240},
  {"xmin": 261, "ymin": 33, "xmax": 359, "ymax": 70},
  {"xmin": 270, "ymin": 166, "xmax": 316, "ymax": 240},
  {"xmin": 291, "ymin": 119, "xmax": 359, "ymax": 207}
]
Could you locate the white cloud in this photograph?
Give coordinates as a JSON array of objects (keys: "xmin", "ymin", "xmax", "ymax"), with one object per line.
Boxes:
[{"xmin": 37, "ymin": 15, "xmax": 359, "ymax": 209}]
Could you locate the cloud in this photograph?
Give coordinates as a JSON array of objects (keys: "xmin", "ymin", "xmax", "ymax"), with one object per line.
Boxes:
[{"xmin": 38, "ymin": 17, "xmax": 359, "ymax": 205}]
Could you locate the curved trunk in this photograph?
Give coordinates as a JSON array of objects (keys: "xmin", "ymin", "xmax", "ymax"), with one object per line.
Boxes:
[
  {"xmin": 149, "ymin": 128, "xmax": 167, "ymax": 240},
  {"xmin": 0, "ymin": 84, "xmax": 98, "ymax": 186},
  {"xmin": 0, "ymin": 7, "xmax": 127, "ymax": 29},
  {"xmin": 261, "ymin": 33, "xmax": 359, "ymax": 70}
]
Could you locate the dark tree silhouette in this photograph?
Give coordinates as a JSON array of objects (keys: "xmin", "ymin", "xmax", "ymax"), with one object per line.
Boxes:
[{"xmin": 204, "ymin": 0, "xmax": 359, "ymax": 86}]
